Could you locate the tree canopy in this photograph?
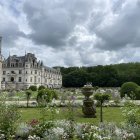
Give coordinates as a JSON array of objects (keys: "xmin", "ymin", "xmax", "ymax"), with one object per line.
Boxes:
[{"xmin": 60, "ymin": 62, "xmax": 140, "ymax": 87}]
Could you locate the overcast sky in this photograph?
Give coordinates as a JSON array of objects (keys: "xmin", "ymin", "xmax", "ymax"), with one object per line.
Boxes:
[{"xmin": 0, "ymin": 0, "xmax": 140, "ymax": 67}]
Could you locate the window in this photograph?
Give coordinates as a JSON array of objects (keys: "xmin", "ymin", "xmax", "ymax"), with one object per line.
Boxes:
[
  {"xmin": 19, "ymin": 63, "xmax": 22, "ymax": 67},
  {"xmin": 19, "ymin": 77, "xmax": 22, "ymax": 82},
  {"xmin": 26, "ymin": 65, "xmax": 28, "ymax": 67},
  {"xmin": 3, "ymin": 78, "xmax": 5, "ymax": 82},
  {"xmin": 31, "ymin": 71, "xmax": 32, "ymax": 74},
  {"xmin": 35, "ymin": 70, "xmax": 37, "ymax": 74},
  {"xmin": 11, "ymin": 71, "xmax": 15, "ymax": 74},
  {"xmin": 38, "ymin": 78, "xmax": 40, "ymax": 83},
  {"xmin": 34, "ymin": 76, "xmax": 36, "ymax": 83},
  {"xmin": 3, "ymin": 71, "xmax": 6, "ymax": 75},
  {"xmin": 19, "ymin": 70, "xmax": 22, "ymax": 74},
  {"xmin": 26, "ymin": 79, "xmax": 27, "ymax": 82},
  {"xmin": 11, "ymin": 77, "xmax": 14, "ymax": 82},
  {"xmin": 26, "ymin": 71, "xmax": 28, "ymax": 74},
  {"xmin": 30, "ymin": 77, "xmax": 32, "ymax": 82}
]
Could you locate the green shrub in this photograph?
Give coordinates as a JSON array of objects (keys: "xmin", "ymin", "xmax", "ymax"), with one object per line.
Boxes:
[
  {"xmin": 38, "ymin": 85, "xmax": 46, "ymax": 91},
  {"xmin": 122, "ymin": 101, "xmax": 140, "ymax": 125},
  {"xmin": 120, "ymin": 82, "xmax": 139, "ymax": 99},
  {"xmin": 0, "ymin": 97, "xmax": 20, "ymax": 139},
  {"xmin": 37, "ymin": 88, "xmax": 58, "ymax": 106},
  {"xmin": 29, "ymin": 85, "xmax": 37, "ymax": 91}
]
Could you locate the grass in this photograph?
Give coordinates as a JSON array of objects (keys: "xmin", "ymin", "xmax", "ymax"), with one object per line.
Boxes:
[{"xmin": 19, "ymin": 107, "xmax": 124, "ymax": 125}]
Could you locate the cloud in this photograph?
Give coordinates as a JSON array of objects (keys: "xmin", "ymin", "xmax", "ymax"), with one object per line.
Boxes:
[
  {"xmin": 0, "ymin": 0, "xmax": 25, "ymax": 47},
  {"xmin": 23, "ymin": 0, "xmax": 94, "ymax": 48},
  {"xmin": 0, "ymin": 0, "xmax": 140, "ymax": 67},
  {"xmin": 88, "ymin": 0, "xmax": 140, "ymax": 50}
]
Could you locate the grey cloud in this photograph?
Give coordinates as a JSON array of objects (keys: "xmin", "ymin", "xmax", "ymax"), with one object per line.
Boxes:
[
  {"xmin": 1, "ymin": 0, "xmax": 140, "ymax": 67},
  {"xmin": 0, "ymin": 22, "xmax": 25, "ymax": 46},
  {"xmin": 0, "ymin": 0, "xmax": 25, "ymax": 47},
  {"xmin": 89, "ymin": 0, "xmax": 140, "ymax": 50},
  {"xmin": 23, "ymin": 0, "xmax": 94, "ymax": 48}
]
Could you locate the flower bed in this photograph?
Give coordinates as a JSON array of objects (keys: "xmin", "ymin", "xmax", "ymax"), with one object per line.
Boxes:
[{"xmin": 0, "ymin": 120, "xmax": 139, "ymax": 140}]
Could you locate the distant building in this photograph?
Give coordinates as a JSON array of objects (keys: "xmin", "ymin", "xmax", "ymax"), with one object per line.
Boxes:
[{"xmin": 0, "ymin": 37, "xmax": 62, "ymax": 90}]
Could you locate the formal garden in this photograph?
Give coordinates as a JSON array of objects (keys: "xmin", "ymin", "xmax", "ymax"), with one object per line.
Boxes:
[{"xmin": 0, "ymin": 82, "xmax": 140, "ymax": 140}]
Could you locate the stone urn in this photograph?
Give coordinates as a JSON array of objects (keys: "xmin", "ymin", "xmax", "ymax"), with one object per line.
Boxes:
[{"xmin": 82, "ymin": 84, "xmax": 96, "ymax": 118}]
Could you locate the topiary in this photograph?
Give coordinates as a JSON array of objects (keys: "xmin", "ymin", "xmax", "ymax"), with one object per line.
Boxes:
[
  {"xmin": 94, "ymin": 93, "xmax": 110, "ymax": 122},
  {"xmin": 120, "ymin": 82, "xmax": 138, "ymax": 99}
]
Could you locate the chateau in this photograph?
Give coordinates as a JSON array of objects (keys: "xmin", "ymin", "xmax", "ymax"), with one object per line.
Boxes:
[{"xmin": 0, "ymin": 37, "xmax": 62, "ymax": 90}]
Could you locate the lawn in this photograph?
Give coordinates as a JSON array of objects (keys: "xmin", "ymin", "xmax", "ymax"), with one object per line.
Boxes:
[{"xmin": 19, "ymin": 107, "xmax": 124, "ymax": 125}]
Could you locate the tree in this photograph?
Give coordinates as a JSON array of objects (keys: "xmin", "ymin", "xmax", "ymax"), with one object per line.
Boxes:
[
  {"xmin": 120, "ymin": 82, "xmax": 139, "ymax": 99},
  {"xmin": 29, "ymin": 85, "xmax": 37, "ymax": 91},
  {"xmin": 38, "ymin": 85, "xmax": 46, "ymax": 91},
  {"xmin": 63, "ymin": 69, "xmax": 89, "ymax": 87},
  {"xmin": 25, "ymin": 90, "xmax": 32, "ymax": 108},
  {"xmin": 94, "ymin": 93, "xmax": 110, "ymax": 122}
]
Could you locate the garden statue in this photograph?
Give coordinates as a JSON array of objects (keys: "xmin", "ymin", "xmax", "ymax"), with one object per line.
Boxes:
[{"xmin": 82, "ymin": 83, "xmax": 96, "ymax": 118}]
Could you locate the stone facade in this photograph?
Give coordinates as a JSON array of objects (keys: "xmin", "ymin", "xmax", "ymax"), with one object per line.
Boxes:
[{"xmin": 0, "ymin": 38, "xmax": 62, "ymax": 90}]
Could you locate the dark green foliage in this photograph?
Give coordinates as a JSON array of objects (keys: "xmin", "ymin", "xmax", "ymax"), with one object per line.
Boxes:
[
  {"xmin": 120, "ymin": 82, "xmax": 138, "ymax": 99},
  {"xmin": 29, "ymin": 85, "xmax": 37, "ymax": 91},
  {"xmin": 60, "ymin": 62, "xmax": 140, "ymax": 87},
  {"xmin": 94, "ymin": 93, "xmax": 110, "ymax": 104},
  {"xmin": 136, "ymin": 86, "xmax": 140, "ymax": 100},
  {"xmin": 63, "ymin": 69, "xmax": 90, "ymax": 87},
  {"xmin": 38, "ymin": 85, "xmax": 46, "ymax": 91}
]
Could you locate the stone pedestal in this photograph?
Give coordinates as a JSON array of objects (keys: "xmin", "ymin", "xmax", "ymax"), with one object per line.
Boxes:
[{"xmin": 82, "ymin": 84, "xmax": 96, "ymax": 118}]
